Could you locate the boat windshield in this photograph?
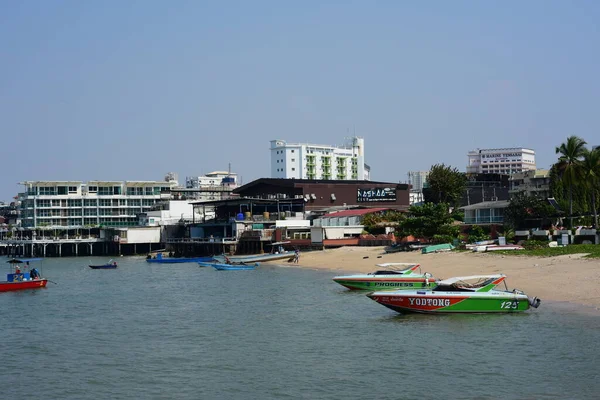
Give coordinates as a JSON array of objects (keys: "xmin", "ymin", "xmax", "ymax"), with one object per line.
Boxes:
[{"xmin": 370, "ymin": 270, "xmax": 406, "ymax": 276}]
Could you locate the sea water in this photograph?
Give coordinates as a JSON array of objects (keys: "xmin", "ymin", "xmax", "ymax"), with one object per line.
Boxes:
[{"xmin": 1, "ymin": 257, "xmax": 598, "ymax": 400}]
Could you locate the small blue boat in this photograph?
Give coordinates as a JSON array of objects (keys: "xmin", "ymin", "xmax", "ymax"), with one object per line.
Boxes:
[
  {"xmin": 198, "ymin": 261, "xmax": 259, "ymax": 271},
  {"xmin": 89, "ymin": 262, "xmax": 118, "ymax": 269},
  {"xmin": 146, "ymin": 253, "xmax": 214, "ymax": 264}
]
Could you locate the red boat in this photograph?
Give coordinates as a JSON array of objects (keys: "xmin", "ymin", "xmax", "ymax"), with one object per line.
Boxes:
[{"xmin": 0, "ymin": 258, "xmax": 48, "ymax": 292}]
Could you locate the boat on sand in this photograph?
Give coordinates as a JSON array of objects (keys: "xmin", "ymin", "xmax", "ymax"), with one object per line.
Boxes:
[
  {"xmin": 332, "ymin": 263, "xmax": 436, "ymax": 291},
  {"xmin": 367, "ymin": 274, "xmax": 540, "ymax": 314}
]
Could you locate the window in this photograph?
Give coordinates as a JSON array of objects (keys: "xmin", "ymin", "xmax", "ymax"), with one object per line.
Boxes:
[
  {"xmin": 291, "ymin": 150, "xmax": 295, "ymax": 153},
  {"xmin": 291, "ymin": 159, "xmax": 295, "ymax": 162},
  {"xmin": 113, "ymin": 186, "xmax": 122, "ymax": 195},
  {"xmin": 58, "ymin": 186, "xmax": 67, "ymax": 195},
  {"xmin": 292, "ymin": 168, "xmax": 296, "ymax": 171},
  {"xmin": 68, "ymin": 186, "xmax": 77, "ymax": 193},
  {"xmin": 88, "ymin": 186, "xmax": 97, "ymax": 193}
]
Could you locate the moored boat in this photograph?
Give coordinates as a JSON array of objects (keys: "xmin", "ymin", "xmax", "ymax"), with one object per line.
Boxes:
[
  {"xmin": 1, "ymin": 258, "xmax": 48, "ymax": 292},
  {"xmin": 89, "ymin": 260, "xmax": 118, "ymax": 269},
  {"xmin": 332, "ymin": 263, "xmax": 436, "ymax": 291},
  {"xmin": 212, "ymin": 251, "xmax": 295, "ymax": 264},
  {"xmin": 199, "ymin": 261, "xmax": 259, "ymax": 271},
  {"xmin": 367, "ymin": 274, "xmax": 541, "ymax": 314}
]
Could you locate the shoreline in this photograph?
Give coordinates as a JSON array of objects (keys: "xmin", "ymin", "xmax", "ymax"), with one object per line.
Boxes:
[{"xmin": 268, "ymin": 246, "xmax": 600, "ymax": 312}]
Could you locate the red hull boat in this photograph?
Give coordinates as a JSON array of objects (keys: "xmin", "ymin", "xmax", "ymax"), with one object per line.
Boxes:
[
  {"xmin": 1, "ymin": 258, "xmax": 49, "ymax": 293},
  {"xmin": 0, "ymin": 279, "xmax": 48, "ymax": 292}
]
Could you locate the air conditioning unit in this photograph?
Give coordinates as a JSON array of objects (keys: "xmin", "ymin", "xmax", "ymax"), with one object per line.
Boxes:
[
  {"xmin": 310, "ymin": 194, "xmax": 317, "ymax": 200},
  {"xmin": 330, "ymin": 193, "xmax": 336, "ymax": 200}
]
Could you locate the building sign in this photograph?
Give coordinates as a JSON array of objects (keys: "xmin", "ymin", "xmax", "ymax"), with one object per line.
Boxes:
[{"xmin": 357, "ymin": 188, "xmax": 396, "ymax": 202}]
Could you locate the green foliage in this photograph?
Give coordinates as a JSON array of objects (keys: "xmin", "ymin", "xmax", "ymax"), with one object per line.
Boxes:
[
  {"xmin": 504, "ymin": 192, "xmax": 559, "ymax": 229},
  {"xmin": 361, "ymin": 210, "xmax": 404, "ymax": 234},
  {"xmin": 425, "ymin": 164, "xmax": 467, "ymax": 206},
  {"xmin": 468, "ymin": 225, "xmax": 489, "ymax": 243},
  {"xmin": 451, "ymin": 209, "xmax": 464, "ymax": 222},
  {"xmin": 397, "ymin": 202, "xmax": 457, "ymax": 241},
  {"xmin": 495, "ymin": 244, "xmax": 600, "ymax": 258},
  {"xmin": 520, "ymin": 240, "xmax": 549, "ymax": 250}
]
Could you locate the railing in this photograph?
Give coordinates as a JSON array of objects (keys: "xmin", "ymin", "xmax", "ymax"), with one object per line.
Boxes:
[
  {"xmin": 464, "ymin": 216, "xmax": 504, "ymax": 224},
  {"xmin": 167, "ymin": 237, "xmax": 237, "ymax": 244}
]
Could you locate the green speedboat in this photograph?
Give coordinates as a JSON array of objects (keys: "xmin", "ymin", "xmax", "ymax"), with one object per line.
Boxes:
[
  {"xmin": 332, "ymin": 263, "xmax": 436, "ymax": 291},
  {"xmin": 367, "ymin": 274, "xmax": 541, "ymax": 314}
]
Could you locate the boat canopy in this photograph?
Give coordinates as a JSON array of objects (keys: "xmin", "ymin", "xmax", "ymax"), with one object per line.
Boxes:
[
  {"xmin": 437, "ymin": 274, "xmax": 505, "ymax": 286},
  {"xmin": 375, "ymin": 263, "xmax": 420, "ymax": 270},
  {"xmin": 7, "ymin": 258, "xmax": 44, "ymax": 264}
]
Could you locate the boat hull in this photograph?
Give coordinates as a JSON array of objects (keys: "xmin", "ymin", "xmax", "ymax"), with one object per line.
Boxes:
[
  {"xmin": 0, "ymin": 279, "xmax": 48, "ymax": 292},
  {"xmin": 333, "ymin": 277, "xmax": 435, "ymax": 291},
  {"xmin": 367, "ymin": 291, "xmax": 531, "ymax": 313},
  {"xmin": 89, "ymin": 265, "xmax": 117, "ymax": 269},
  {"xmin": 199, "ymin": 261, "xmax": 257, "ymax": 271}
]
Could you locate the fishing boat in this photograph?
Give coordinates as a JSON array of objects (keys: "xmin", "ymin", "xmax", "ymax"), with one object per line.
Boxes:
[
  {"xmin": 332, "ymin": 263, "xmax": 436, "ymax": 291},
  {"xmin": 212, "ymin": 251, "xmax": 295, "ymax": 264},
  {"xmin": 146, "ymin": 252, "xmax": 215, "ymax": 264},
  {"xmin": 89, "ymin": 260, "xmax": 118, "ymax": 269},
  {"xmin": 198, "ymin": 261, "xmax": 259, "ymax": 271},
  {"xmin": 367, "ymin": 274, "xmax": 541, "ymax": 314},
  {"xmin": 1, "ymin": 258, "xmax": 48, "ymax": 292}
]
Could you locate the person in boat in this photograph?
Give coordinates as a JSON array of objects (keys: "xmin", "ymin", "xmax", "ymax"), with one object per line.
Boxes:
[
  {"xmin": 30, "ymin": 267, "xmax": 40, "ymax": 280},
  {"xmin": 15, "ymin": 264, "xmax": 21, "ymax": 274},
  {"xmin": 225, "ymin": 256, "xmax": 231, "ymax": 264},
  {"xmin": 146, "ymin": 254, "xmax": 151, "ymax": 260},
  {"xmin": 113, "ymin": 261, "xmax": 117, "ymax": 267}
]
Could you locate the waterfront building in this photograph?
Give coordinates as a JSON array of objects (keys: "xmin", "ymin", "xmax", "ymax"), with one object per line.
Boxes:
[
  {"xmin": 466, "ymin": 148, "xmax": 536, "ymax": 174},
  {"xmin": 508, "ymin": 169, "xmax": 551, "ymax": 199},
  {"xmin": 18, "ymin": 179, "xmax": 178, "ymax": 229},
  {"xmin": 270, "ymin": 136, "xmax": 370, "ymax": 181},
  {"xmin": 407, "ymin": 171, "xmax": 429, "ymax": 192},
  {"xmin": 182, "ymin": 170, "xmax": 238, "ymax": 201}
]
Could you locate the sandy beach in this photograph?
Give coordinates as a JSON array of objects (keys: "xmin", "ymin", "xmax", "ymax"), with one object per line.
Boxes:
[{"xmin": 277, "ymin": 247, "xmax": 600, "ymax": 311}]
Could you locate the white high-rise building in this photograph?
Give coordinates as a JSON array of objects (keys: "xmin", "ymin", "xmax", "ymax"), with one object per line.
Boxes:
[
  {"xmin": 407, "ymin": 171, "xmax": 429, "ymax": 192},
  {"xmin": 467, "ymin": 148, "xmax": 536, "ymax": 174},
  {"xmin": 270, "ymin": 137, "xmax": 369, "ymax": 180}
]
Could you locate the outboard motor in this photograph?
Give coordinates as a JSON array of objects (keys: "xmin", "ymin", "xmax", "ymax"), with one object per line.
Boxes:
[{"xmin": 528, "ymin": 297, "xmax": 541, "ymax": 308}]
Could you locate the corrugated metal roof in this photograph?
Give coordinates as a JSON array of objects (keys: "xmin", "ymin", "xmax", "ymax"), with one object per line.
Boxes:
[{"xmin": 322, "ymin": 207, "xmax": 390, "ymax": 218}]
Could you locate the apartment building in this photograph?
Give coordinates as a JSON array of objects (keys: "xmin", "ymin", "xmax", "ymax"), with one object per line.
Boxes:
[
  {"xmin": 18, "ymin": 180, "xmax": 178, "ymax": 228},
  {"xmin": 270, "ymin": 136, "xmax": 370, "ymax": 180},
  {"xmin": 467, "ymin": 148, "xmax": 536, "ymax": 174}
]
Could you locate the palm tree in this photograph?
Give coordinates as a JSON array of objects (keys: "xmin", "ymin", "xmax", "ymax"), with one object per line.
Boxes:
[
  {"xmin": 555, "ymin": 136, "xmax": 587, "ymax": 228},
  {"xmin": 580, "ymin": 147, "xmax": 600, "ymax": 228}
]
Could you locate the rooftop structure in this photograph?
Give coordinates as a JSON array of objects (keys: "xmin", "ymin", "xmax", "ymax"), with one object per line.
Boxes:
[
  {"xmin": 509, "ymin": 169, "xmax": 551, "ymax": 199},
  {"xmin": 270, "ymin": 136, "xmax": 369, "ymax": 181},
  {"xmin": 467, "ymin": 148, "xmax": 536, "ymax": 175},
  {"xmin": 183, "ymin": 169, "xmax": 238, "ymax": 201}
]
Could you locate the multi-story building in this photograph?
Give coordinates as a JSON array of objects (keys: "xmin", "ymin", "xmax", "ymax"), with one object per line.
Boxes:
[
  {"xmin": 467, "ymin": 148, "xmax": 536, "ymax": 174},
  {"xmin": 407, "ymin": 171, "xmax": 429, "ymax": 192},
  {"xmin": 181, "ymin": 170, "xmax": 238, "ymax": 202},
  {"xmin": 508, "ymin": 169, "xmax": 551, "ymax": 199},
  {"xmin": 18, "ymin": 179, "xmax": 178, "ymax": 228},
  {"xmin": 270, "ymin": 136, "xmax": 369, "ymax": 181}
]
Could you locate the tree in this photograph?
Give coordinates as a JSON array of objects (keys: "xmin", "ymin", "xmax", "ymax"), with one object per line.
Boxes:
[
  {"xmin": 504, "ymin": 192, "xmax": 559, "ymax": 229},
  {"xmin": 555, "ymin": 136, "xmax": 587, "ymax": 228},
  {"xmin": 424, "ymin": 164, "xmax": 467, "ymax": 206},
  {"xmin": 398, "ymin": 202, "xmax": 458, "ymax": 241},
  {"xmin": 580, "ymin": 147, "xmax": 600, "ymax": 228}
]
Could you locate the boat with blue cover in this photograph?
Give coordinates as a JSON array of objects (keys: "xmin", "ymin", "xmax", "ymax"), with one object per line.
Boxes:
[{"xmin": 1, "ymin": 258, "xmax": 48, "ymax": 292}]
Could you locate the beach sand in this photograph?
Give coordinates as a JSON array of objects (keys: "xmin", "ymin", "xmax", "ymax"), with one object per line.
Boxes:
[{"xmin": 274, "ymin": 247, "xmax": 600, "ymax": 311}]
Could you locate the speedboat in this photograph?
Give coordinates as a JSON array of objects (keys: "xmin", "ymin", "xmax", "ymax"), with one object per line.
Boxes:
[
  {"xmin": 367, "ymin": 274, "xmax": 541, "ymax": 314},
  {"xmin": 1, "ymin": 258, "xmax": 48, "ymax": 292},
  {"xmin": 332, "ymin": 263, "xmax": 436, "ymax": 291}
]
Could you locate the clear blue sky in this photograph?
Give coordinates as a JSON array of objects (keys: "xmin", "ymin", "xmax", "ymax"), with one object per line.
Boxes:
[{"xmin": 2, "ymin": 0, "xmax": 599, "ymax": 201}]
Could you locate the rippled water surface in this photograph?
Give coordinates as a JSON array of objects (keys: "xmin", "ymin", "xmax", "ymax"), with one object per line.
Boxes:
[{"xmin": 1, "ymin": 257, "xmax": 599, "ymax": 400}]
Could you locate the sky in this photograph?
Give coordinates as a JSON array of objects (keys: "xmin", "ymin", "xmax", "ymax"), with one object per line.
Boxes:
[{"xmin": 1, "ymin": 0, "xmax": 600, "ymax": 201}]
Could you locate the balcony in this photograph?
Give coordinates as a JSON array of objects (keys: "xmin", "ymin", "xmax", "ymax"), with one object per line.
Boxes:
[{"xmin": 464, "ymin": 216, "xmax": 504, "ymax": 224}]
